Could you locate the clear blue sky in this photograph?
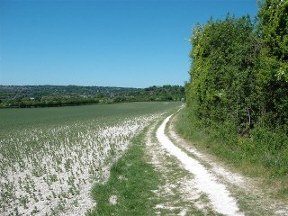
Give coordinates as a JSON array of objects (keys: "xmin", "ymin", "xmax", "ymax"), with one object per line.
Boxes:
[{"xmin": 0, "ymin": 0, "xmax": 258, "ymax": 88}]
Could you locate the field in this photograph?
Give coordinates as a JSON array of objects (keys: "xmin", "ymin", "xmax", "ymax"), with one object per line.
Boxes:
[
  {"xmin": 3, "ymin": 101, "xmax": 286, "ymax": 216},
  {"xmin": 0, "ymin": 102, "xmax": 180, "ymax": 215}
]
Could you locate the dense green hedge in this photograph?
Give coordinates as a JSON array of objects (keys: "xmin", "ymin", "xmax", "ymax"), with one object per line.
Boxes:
[
  {"xmin": 185, "ymin": 0, "xmax": 288, "ymax": 180},
  {"xmin": 187, "ymin": 0, "xmax": 288, "ymax": 132}
]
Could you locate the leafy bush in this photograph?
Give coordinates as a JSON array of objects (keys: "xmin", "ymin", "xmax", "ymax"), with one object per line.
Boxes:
[{"xmin": 185, "ymin": 0, "xmax": 288, "ymax": 180}]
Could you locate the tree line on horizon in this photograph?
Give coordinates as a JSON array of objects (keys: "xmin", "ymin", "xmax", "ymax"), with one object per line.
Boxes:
[{"xmin": 0, "ymin": 85, "xmax": 185, "ymax": 108}]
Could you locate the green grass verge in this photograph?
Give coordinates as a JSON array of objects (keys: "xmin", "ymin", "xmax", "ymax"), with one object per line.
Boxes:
[
  {"xmin": 175, "ymin": 108, "xmax": 288, "ymax": 198},
  {"xmin": 87, "ymin": 129, "xmax": 159, "ymax": 216}
]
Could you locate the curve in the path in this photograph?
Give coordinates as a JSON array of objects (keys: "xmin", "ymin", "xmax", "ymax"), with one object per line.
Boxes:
[{"xmin": 156, "ymin": 114, "xmax": 243, "ymax": 216}]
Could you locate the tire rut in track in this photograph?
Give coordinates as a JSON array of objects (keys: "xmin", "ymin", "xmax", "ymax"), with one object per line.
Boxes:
[
  {"xmin": 145, "ymin": 117, "xmax": 217, "ymax": 215},
  {"xmin": 155, "ymin": 114, "xmax": 243, "ymax": 216}
]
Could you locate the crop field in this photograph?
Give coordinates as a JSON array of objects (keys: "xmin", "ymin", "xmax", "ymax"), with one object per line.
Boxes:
[{"xmin": 0, "ymin": 102, "xmax": 180, "ymax": 215}]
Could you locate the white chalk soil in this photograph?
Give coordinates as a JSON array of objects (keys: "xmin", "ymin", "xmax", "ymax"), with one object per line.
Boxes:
[{"xmin": 146, "ymin": 112, "xmax": 288, "ymax": 216}]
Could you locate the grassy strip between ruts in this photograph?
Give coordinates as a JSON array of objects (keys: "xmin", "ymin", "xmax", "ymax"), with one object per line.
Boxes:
[{"xmin": 87, "ymin": 127, "xmax": 160, "ymax": 216}]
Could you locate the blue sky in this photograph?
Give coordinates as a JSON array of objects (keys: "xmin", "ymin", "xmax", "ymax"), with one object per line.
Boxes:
[{"xmin": 0, "ymin": 0, "xmax": 258, "ymax": 88}]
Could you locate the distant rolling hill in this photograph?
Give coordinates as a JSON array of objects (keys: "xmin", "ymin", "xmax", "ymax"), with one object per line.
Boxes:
[{"xmin": 0, "ymin": 85, "xmax": 185, "ymax": 108}]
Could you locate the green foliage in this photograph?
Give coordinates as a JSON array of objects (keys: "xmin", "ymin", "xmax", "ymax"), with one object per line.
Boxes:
[
  {"xmin": 256, "ymin": 0, "xmax": 288, "ymax": 126},
  {"xmin": 185, "ymin": 0, "xmax": 288, "ymax": 182},
  {"xmin": 188, "ymin": 15, "xmax": 260, "ymax": 132},
  {"xmin": 258, "ymin": 0, "xmax": 288, "ymax": 61},
  {"xmin": 187, "ymin": 1, "xmax": 288, "ymax": 130}
]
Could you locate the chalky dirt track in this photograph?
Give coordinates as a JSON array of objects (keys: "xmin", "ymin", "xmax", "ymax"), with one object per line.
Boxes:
[{"xmin": 146, "ymin": 110, "xmax": 288, "ymax": 216}]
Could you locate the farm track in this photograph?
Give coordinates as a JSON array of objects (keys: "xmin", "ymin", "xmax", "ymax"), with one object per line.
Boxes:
[{"xmin": 147, "ymin": 111, "xmax": 288, "ymax": 216}]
